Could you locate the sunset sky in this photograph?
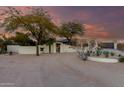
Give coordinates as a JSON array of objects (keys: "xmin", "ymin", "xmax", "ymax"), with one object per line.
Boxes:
[{"xmin": 0, "ymin": 6, "xmax": 124, "ymax": 39}]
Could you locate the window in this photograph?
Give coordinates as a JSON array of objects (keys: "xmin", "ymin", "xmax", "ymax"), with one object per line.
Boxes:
[{"xmin": 101, "ymin": 43, "xmax": 114, "ymax": 49}]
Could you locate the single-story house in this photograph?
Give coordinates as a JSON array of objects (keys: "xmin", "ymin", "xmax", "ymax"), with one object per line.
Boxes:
[
  {"xmin": 7, "ymin": 42, "xmax": 76, "ymax": 54},
  {"xmin": 77, "ymin": 38, "xmax": 124, "ymax": 50},
  {"xmin": 97, "ymin": 39, "xmax": 124, "ymax": 50}
]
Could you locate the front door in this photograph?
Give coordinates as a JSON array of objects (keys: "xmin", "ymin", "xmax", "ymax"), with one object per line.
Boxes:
[{"xmin": 56, "ymin": 43, "xmax": 61, "ymax": 53}]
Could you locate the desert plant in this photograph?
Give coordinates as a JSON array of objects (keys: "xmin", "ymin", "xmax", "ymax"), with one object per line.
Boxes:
[
  {"xmin": 105, "ymin": 53, "xmax": 109, "ymax": 58},
  {"xmin": 110, "ymin": 52, "xmax": 115, "ymax": 56},
  {"xmin": 92, "ymin": 51, "xmax": 95, "ymax": 56},
  {"xmin": 118, "ymin": 54, "xmax": 122, "ymax": 58},
  {"xmin": 119, "ymin": 56, "xmax": 124, "ymax": 62},
  {"xmin": 118, "ymin": 54, "xmax": 122, "ymax": 57},
  {"xmin": 96, "ymin": 50, "xmax": 101, "ymax": 56},
  {"xmin": 103, "ymin": 51, "xmax": 109, "ymax": 58},
  {"xmin": 87, "ymin": 51, "xmax": 90, "ymax": 56}
]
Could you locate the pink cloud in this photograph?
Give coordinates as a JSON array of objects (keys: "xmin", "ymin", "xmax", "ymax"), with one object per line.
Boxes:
[{"xmin": 84, "ymin": 24, "xmax": 109, "ymax": 38}]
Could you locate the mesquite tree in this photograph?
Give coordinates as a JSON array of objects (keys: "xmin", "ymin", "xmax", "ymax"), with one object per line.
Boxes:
[{"xmin": 2, "ymin": 7, "xmax": 58, "ymax": 56}]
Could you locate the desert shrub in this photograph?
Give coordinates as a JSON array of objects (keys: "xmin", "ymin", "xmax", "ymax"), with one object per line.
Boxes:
[
  {"xmin": 87, "ymin": 51, "xmax": 90, "ymax": 56},
  {"xmin": 96, "ymin": 50, "xmax": 102, "ymax": 56},
  {"xmin": 119, "ymin": 56, "xmax": 124, "ymax": 62},
  {"xmin": 118, "ymin": 54, "xmax": 122, "ymax": 57},
  {"xmin": 92, "ymin": 51, "xmax": 95, "ymax": 56},
  {"xmin": 110, "ymin": 52, "xmax": 115, "ymax": 56},
  {"xmin": 103, "ymin": 51, "xmax": 109, "ymax": 58},
  {"xmin": 80, "ymin": 52, "xmax": 87, "ymax": 61}
]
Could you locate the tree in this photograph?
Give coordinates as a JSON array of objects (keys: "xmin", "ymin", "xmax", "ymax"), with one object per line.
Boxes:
[
  {"xmin": 117, "ymin": 43, "xmax": 124, "ymax": 51},
  {"xmin": 45, "ymin": 38, "xmax": 55, "ymax": 54},
  {"xmin": 0, "ymin": 38, "xmax": 4, "ymax": 44},
  {"xmin": 0, "ymin": 38, "xmax": 5, "ymax": 53},
  {"xmin": 10, "ymin": 32, "xmax": 35, "ymax": 46},
  {"xmin": 89, "ymin": 40, "xmax": 96, "ymax": 49},
  {"xmin": 2, "ymin": 7, "xmax": 58, "ymax": 56},
  {"xmin": 60, "ymin": 21, "xmax": 85, "ymax": 44}
]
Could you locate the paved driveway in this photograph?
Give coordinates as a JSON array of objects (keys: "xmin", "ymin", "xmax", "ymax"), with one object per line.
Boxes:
[{"xmin": 0, "ymin": 53, "xmax": 124, "ymax": 87}]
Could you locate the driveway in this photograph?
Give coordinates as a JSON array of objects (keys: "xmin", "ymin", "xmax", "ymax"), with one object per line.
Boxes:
[{"xmin": 0, "ymin": 53, "xmax": 124, "ymax": 87}]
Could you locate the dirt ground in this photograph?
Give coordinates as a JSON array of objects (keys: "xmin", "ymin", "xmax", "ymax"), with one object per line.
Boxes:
[{"xmin": 0, "ymin": 53, "xmax": 124, "ymax": 87}]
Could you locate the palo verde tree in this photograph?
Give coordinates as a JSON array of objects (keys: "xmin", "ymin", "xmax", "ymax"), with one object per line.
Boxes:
[
  {"xmin": 2, "ymin": 7, "xmax": 59, "ymax": 56},
  {"xmin": 60, "ymin": 21, "xmax": 85, "ymax": 44}
]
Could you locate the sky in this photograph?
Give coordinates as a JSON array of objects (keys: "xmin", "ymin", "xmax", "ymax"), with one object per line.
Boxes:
[{"xmin": 0, "ymin": 6, "xmax": 124, "ymax": 39}]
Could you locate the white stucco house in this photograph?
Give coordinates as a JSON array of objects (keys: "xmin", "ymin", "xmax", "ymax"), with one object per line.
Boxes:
[
  {"xmin": 76, "ymin": 38, "xmax": 124, "ymax": 56},
  {"xmin": 7, "ymin": 42, "xmax": 76, "ymax": 54},
  {"xmin": 77, "ymin": 37, "xmax": 124, "ymax": 50}
]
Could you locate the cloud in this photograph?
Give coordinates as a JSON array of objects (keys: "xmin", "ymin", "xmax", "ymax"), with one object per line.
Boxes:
[{"xmin": 84, "ymin": 24, "xmax": 109, "ymax": 38}]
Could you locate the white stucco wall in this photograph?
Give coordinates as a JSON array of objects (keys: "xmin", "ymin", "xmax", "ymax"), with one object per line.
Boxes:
[
  {"xmin": 7, "ymin": 43, "xmax": 76, "ymax": 54},
  {"xmin": 18, "ymin": 46, "xmax": 36, "ymax": 54},
  {"xmin": 51, "ymin": 43, "xmax": 56, "ymax": 53},
  {"xmin": 60, "ymin": 44, "xmax": 76, "ymax": 53},
  {"xmin": 7, "ymin": 45, "xmax": 20, "ymax": 53}
]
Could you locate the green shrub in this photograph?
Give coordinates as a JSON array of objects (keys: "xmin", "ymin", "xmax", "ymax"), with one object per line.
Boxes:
[
  {"xmin": 119, "ymin": 56, "xmax": 124, "ymax": 62},
  {"xmin": 103, "ymin": 51, "xmax": 106, "ymax": 55},
  {"xmin": 110, "ymin": 52, "xmax": 115, "ymax": 56},
  {"xmin": 118, "ymin": 54, "xmax": 122, "ymax": 57},
  {"xmin": 103, "ymin": 51, "xmax": 109, "ymax": 58},
  {"xmin": 96, "ymin": 50, "xmax": 102, "ymax": 56}
]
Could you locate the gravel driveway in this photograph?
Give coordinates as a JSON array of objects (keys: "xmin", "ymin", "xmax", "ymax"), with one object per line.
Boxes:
[{"xmin": 0, "ymin": 53, "xmax": 124, "ymax": 87}]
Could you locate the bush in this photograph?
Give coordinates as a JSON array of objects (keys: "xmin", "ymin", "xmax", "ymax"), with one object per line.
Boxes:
[
  {"xmin": 103, "ymin": 51, "xmax": 109, "ymax": 58},
  {"xmin": 118, "ymin": 54, "xmax": 122, "ymax": 57},
  {"xmin": 119, "ymin": 56, "xmax": 124, "ymax": 62},
  {"xmin": 110, "ymin": 52, "xmax": 115, "ymax": 56},
  {"xmin": 86, "ymin": 51, "xmax": 90, "ymax": 56},
  {"xmin": 96, "ymin": 50, "xmax": 102, "ymax": 56}
]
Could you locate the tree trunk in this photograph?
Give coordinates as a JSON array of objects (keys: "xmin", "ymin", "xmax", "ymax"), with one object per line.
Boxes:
[
  {"xmin": 67, "ymin": 37, "xmax": 71, "ymax": 45},
  {"xmin": 49, "ymin": 44, "xmax": 51, "ymax": 54},
  {"xmin": 36, "ymin": 43, "xmax": 39, "ymax": 56}
]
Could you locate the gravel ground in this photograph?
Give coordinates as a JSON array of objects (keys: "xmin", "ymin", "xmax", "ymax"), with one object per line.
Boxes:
[{"xmin": 0, "ymin": 53, "xmax": 124, "ymax": 87}]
